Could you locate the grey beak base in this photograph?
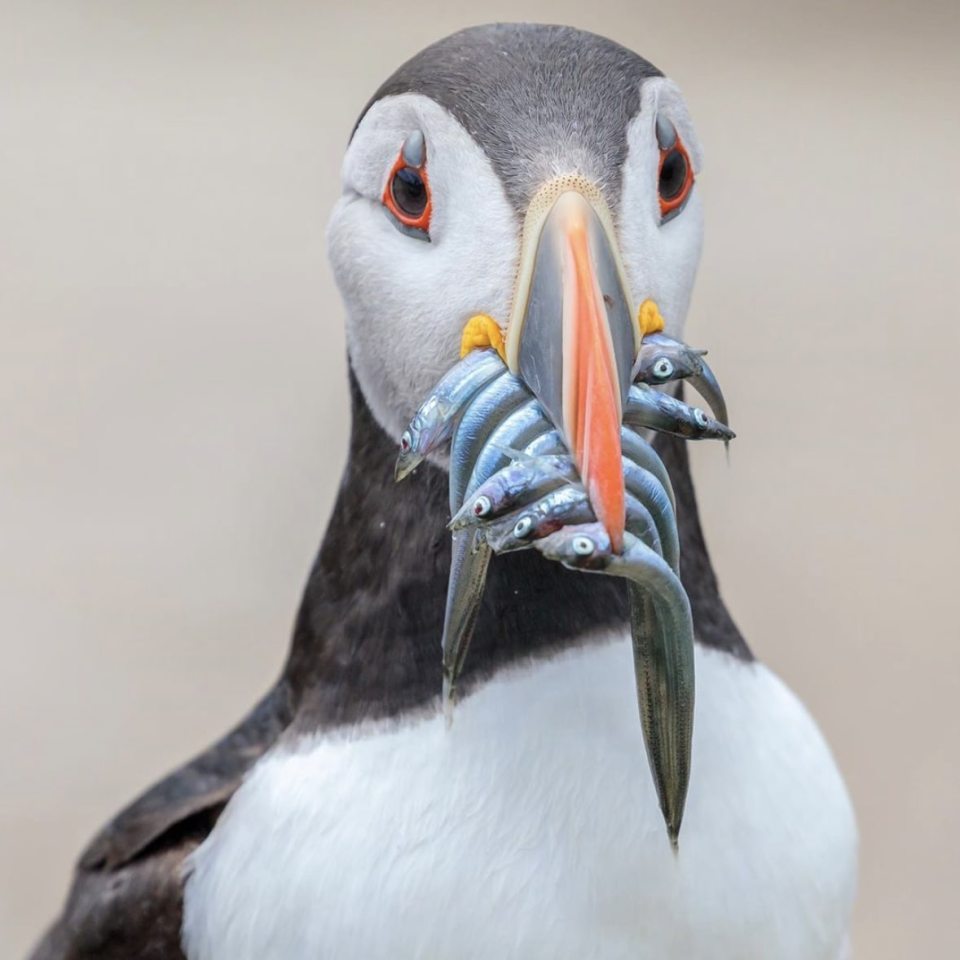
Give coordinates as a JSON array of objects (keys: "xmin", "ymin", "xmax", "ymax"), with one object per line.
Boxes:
[{"xmin": 515, "ymin": 196, "xmax": 636, "ymax": 443}]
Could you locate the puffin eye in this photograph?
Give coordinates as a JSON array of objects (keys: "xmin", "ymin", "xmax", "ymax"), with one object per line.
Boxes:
[
  {"xmin": 659, "ymin": 149, "xmax": 688, "ymax": 201},
  {"xmin": 656, "ymin": 117, "xmax": 695, "ymax": 223},
  {"xmin": 382, "ymin": 133, "xmax": 432, "ymax": 239},
  {"xmin": 652, "ymin": 357, "xmax": 674, "ymax": 380},
  {"xmin": 572, "ymin": 535, "xmax": 595, "ymax": 556},
  {"xmin": 392, "ymin": 168, "xmax": 427, "ymax": 218}
]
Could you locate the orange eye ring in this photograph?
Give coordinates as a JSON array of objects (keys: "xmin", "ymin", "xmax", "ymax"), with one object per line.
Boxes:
[
  {"xmin": 382, "ymin": 145, "xmax": 432, "ymax": 235},
  {"xmin": 657, "ymin": 136, "xmax": 695, "ymax": 221}
]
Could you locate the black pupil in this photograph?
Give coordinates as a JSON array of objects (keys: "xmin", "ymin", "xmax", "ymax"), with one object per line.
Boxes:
[
  {"xmin": 392, "ymin": 167, "xmax": 427, "ymax": 219},
  {"xmin": 659, "ymin": 148, "xmax": 687, "ymax": 202}
]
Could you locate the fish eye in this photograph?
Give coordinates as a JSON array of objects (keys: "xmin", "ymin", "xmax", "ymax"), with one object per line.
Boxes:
[
  {"xmin": 473, "ymin": 495, "xmax": 492, "ymax": 517},
  {"xmin": 653, "ymin": 357, "xmax": 674, "ymax": 380},
  {"xmin": 399, "ymin": 430, "xmax": 412, "ymax": 453},
  {"xmin": 513, "ymin": 516, "xmax": 534, "ymax": 539},
  {"xmin": 572, "ymin": 535, "xmax": 595, "ymax": 556},
  {"xmin": 693, "ymin": 408, "xmax": 709, "ymax": 428}
]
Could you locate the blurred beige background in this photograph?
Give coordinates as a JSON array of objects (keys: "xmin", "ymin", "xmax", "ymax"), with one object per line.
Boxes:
[{"xmin": 2, "ymin": 0, "xmax": 958, "ymax": 956}]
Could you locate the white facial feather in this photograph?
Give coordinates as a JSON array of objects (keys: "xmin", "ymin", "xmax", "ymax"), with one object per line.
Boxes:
[
  {"xmin": 328, "ymin": 82, "xmax": 708, "ymax": 443},
  {"xmin": 182, "ymin": 639, "xmax": 857, "ymax": 960},
  {"xmin": 327, "ymin": 94, "xmax": 519, "ymax": 441},
  {"xmin": 620, "ymin": 78, "xmax": 706, "ymax": 340}
]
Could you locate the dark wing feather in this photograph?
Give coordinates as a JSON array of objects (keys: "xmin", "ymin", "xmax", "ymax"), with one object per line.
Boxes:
[
  {"xmin": 29, "ymin": 843, "xmax": 194, "ymax": 960},
  {"xmin": 28, "ymin": 683, "xmax": 292, "ymax": 960}
]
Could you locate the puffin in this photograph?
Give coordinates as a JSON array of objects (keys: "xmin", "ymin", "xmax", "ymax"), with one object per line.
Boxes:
[{"xmin": 30, "ymin": 23, "xmax": 857, "ymax": 960}]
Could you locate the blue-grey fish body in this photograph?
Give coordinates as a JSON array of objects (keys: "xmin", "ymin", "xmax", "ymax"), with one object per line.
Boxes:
[
  {"xmin": 533, "ymin": 522, "xmax": 695, "ymax": 846},
  {"xmin": 448, "ymin": 372, "xmax": 532, "ymax": 513},
  {"xmin": 523, "ymin": 428, "xmax": 567, "ymax": 457},
  {"xmin": 632, "ymin": 333, "xmax": 729, "ymax": 427},
  {"xmin": 622, "ymin": 459, "xmax": 679, "ymax": 571},
  {"xmin": 624, "ymin": 384, "xmax": 734, "ymax": 442},
  {"xmin": 483, "ymin": 485, "xmax": 663, "ymax": 558},
  {"xmin": 620, "ymin": 427, "xmax": 675, "ymax": 508},
  {"xmin": 484, "ymin": 485, "xmax": 592, "ymax": 553},
  {"xmin": 451, "ymin": 454, "xmax": 576, "ymax": 530},
  {"xmin": 464, "ymin": 399, "xmax": 553, "ymax": 500},
  {"xmin": 441, "ymin": 528, "xmax": 492, "ymax": 709},
  {"xmin": 395, "ymin": 349, "xmax": 506, "ymax": 480},
  {"xmin": 443, "ymin": 377, "xmax": 552, "ymax": 708}
]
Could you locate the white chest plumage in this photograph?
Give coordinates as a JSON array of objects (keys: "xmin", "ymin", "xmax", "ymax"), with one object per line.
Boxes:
[{"xmin": 182, "ymin": 635, "xmax": 857, "ymax": 960}]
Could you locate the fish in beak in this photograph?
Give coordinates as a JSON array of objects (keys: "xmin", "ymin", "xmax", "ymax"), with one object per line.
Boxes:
[
  {"xmin": 505, "ymin": 178, "xmax": 640, "ymax": 553},
  {"xmin": 398, "ymin": 170, "xmax": 726, "ymax": 843}
]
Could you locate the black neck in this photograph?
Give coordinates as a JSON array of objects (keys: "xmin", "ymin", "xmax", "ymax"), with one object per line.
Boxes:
[{"xmin": 284, "ymin": 373, "xmax": 749, "ymax": 730}]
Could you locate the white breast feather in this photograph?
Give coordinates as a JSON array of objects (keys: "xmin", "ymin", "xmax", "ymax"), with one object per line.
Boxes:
[{"xmin": 182, "ymin": 636, "xmax": 857, "ymax": 960}]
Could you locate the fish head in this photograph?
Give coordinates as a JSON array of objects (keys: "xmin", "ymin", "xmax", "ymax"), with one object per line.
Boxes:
[{"xmin": 532, "ymin": 521, "xmax": 616, "ymax": 572}]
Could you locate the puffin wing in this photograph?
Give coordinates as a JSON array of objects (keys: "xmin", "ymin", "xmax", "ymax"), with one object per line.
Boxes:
[
  {"xmin": 29, "ymin": 683, "xmax": 292, "ymax": 960},
  {"xmin": 30, "ymin": 844, "xmax": 193, "ymax": 960}
]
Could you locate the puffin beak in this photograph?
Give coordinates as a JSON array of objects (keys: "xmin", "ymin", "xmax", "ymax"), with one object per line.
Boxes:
[{"xmin": 505, "ymin": 180, "xmax": 639, "ymax": 553}]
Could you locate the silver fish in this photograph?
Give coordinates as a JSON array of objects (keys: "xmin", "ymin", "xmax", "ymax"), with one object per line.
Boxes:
[
  {"xmin": 464, "ymin": 398, "xmax": 553, "ymax": 501},
  {"xmin": 440, "ymin": 527, "xmax": 491, "ymax": 718},
  {"xmin": 450, "ymin": 454, "xmax": 576, "ymax": 530},
  {"xmin": 395, "ymin": 349, "xmax": 506, "ymax": 481},
  {"xmin": 507, "ymin": 423, "xmax": 676, "ymax": 514},
  {"xmin": 522, "ymin": 428, "xmax": 565, "ymax": 457},
  {"xmin": 620, "ymin": 426, "xmax": 675, "ymax": 509},
  {"xmin": 533, "ymin": 522, "xmax": 695, "ymax": 849},
  {"xmin": 511, "ymin": 418, "xmax": 678, "ymax": 514},
  {"xmin": 441, "ymin": 379, "xmax": 552, "ymax": 711},
  {"xmin": 632, "ymin": 332, "xmax": 729, "ymax": 427},
  {"xmin": 482, "ymin": 485, "xmax": 592, "ymax": 552},
  {"xmin": 457, "ymin": 452, "xmax": 674, "ymax": 567},
  {"xmin": 448, "ymin": 372, "xmax": 532, "ymax": 510},
  {"xmin": 524, "ymin": 425, "xmax": 676, "ymax": 510},
  {"xmin": 484, "ymin": 485, "xmax": 663, "ymax": 558},
  {"xmin": 632, "ymin": 332, "xmax": 705, "ymax": 383},
  {"xmin": 622, "ymin": 458, "xmax": 679, "ymax": 571},
  {"xmin": 624, "ymin": 383, "xmax": 735, "ymax": 442}
]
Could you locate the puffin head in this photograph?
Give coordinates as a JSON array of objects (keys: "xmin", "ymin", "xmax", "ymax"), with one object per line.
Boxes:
[{"xmin": 328, "ymin": 23, "xmax": 703, "ymax": 535}]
